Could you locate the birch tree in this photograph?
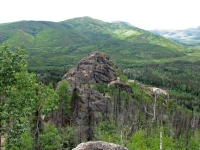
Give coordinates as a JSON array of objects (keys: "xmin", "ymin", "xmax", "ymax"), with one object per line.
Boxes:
[
  {"xmin": 0, "ymin": 45, "xmax": 59, "ymax": 149},
  {"xmin": 55, "ymin": 80, "xmax": 71, "ymax": 128},
  {"xmin": 0, "ymin": 45, "xmax": 27, "ymax": 148}
]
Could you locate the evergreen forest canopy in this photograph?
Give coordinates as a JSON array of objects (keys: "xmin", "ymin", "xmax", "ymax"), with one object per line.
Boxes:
[
  {"xmin": 0, "ymin": 17, "xmax": 200, "ymax": 113},
  {"xmin": 0, "ymin": 17, "xmax": 200, "ymax": 149}
]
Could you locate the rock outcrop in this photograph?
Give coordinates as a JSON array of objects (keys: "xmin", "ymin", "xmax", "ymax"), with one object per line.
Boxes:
[
  {"xmin": 61, "ymin": 52, "xmax": 133, "ymax": 120},
  {"xmin": 109, "ymin": 80, "xmax": 133, "ymax": 94},
  {"xmin": 74, "ymin": 88, "xmax": 111, "ymax": 120},
  {"xmin": 62, "ymin": 51, "xmax": 117, "ymax": 86},
  {"xmin": 61, "ymin": 51, "xmax": 133, "ymax": 143},
  {"xmin": 72, "ymin": 141, "xmax": 128, "ymax": 150},
  {"xmin": 62, "ymin": 51, "xmax": 132, "ymax": 94}
]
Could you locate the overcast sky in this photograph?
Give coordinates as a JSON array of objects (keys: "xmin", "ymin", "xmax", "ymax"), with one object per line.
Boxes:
[{"xmin": 1, "ymin": 0, "xmax": 199, "ymax": 30}]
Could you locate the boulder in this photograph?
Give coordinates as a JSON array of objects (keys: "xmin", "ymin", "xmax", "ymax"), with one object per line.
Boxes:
[{"xmin": 72, "ymin": 141, "xmax": 128, "ymax": 150}]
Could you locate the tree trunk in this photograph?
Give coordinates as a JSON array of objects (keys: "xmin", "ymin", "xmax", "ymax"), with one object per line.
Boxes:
[
  {"xmin": 160, "ymin": 132, "xmax": 162, "ymax": 150},
  {"xmin": 113, "ymin": 91, "xmax": 118, "ymax": 125},
  {"xmin": 118, "ymin": 89, "xmax": 121, "ymax": 114},
  {"xmin": 31, "ymin": 109, "xmax": 43, "ymax": 150},
  {"xmin": 87, "ymin": 91, "xmax": 93, "ymax": 141},
  {"xmin": 78, "ymin": 122, "xmax": 82, "ymax": 143},
  {"xmin": 61, "ymin": 100, "xmax": 65, "ymax": 128}
]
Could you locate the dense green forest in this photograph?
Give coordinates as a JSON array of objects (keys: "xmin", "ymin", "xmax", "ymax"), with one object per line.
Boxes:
[
  {"xmin": 1, "ymin": 45, "xmax": 200, "ymax": 149},
  {"xmin": 1, "ymin": 17, "xmax": 200, "ymax": 149},
  {"xmin": 0, "ymin": 17, "xmax": 189, "ymax": 91}
]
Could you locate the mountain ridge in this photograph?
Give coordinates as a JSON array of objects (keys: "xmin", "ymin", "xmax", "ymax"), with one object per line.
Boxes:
[
  {"xmin": 111, "ymin": 21, "xmax": 134, "ymax": 26},
  {"xmin": 0, "ymin": 17, "xmax": 186, "ymax": 74},
  {"xmin": 150, "ymin": 27, "xmax": 200, "ymax": 46}
]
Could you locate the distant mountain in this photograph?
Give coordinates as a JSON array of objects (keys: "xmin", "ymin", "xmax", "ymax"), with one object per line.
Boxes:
[
  {"xmin": 150, "ymin": 27, "xmax": 200, "ymax": 46},
  {"xmin": 2, "ymin": 17, "xmax": 200, "ymax": 115},
  {"xmin": 0, "ymin": 20, "xmax": 89, "ymax": 48},
  {"xmin": 0, "ymin": 16, "xmax": 185, "ymax": 71},
  {"xmin": 111, "ymin": 21, "xmax": 133, "ymax": 26},
  {"xmin": 60, "ymin": 17, "xmax": 185, "ymax": 61}
]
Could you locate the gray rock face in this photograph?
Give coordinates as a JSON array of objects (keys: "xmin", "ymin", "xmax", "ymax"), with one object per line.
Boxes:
[
  {"xmin": 61, "ymin": 52, "xmax": 133, "ymax": 143},
  {"xmin": 75, "ymin": 88, "xmax": 110, "ymax": 120},
  {"xmin": 72, "ymin": 141, "xmax": 128, "ymax": 150},
  {"xmin": 62, "ymin": 51, "xmax": 133, "ymax": 123},
  {"xmin": 109, "ymin": 81, "xmax": 133, "ymax": 94},
  {"xmin": 80, "ymin": 88, "xmax": 110, "ymax": 112},
  {"xmin": 62, "ymin": 51, "xmax": 117, "ymax": 86}
]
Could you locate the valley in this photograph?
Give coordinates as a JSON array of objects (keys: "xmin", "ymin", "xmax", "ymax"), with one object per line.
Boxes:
[
  {"xmin": 1, "ymin": 17, "xmax": 200, "ymax": 113},
  {"xmin": 0, "ymin": 17, "xmax": 200, "ymax": 149}
]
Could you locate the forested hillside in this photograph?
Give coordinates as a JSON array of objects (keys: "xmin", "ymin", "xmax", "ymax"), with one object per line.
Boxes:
[
  {"xmin": 1, "ymin": 17, "xmax": 200, "ymax": 149},
  {"xmin": 0, "ymin": 17, "xmax": 185, "ymax": 64},
  {"xmin": 0, "ymin": 17, "xmax": 186, "ymax": 85},
  {"xmin": 1, "ymin": 48, "xmax": 200, "ymax": 149},
  {"xmin": 151, "ymin": 27, "xmax": 200, "ymax": 46},
  {"xmin": 1, "ymin": 17, "xmax": 199, "ymax": 114}
]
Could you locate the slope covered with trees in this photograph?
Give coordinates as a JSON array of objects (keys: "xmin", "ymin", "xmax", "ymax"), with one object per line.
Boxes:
[
  {"xmin": 0, "ymin": 45, "xmax": 59, "ymax": 149},
  {"xmin": 1, "ymin": 48, "xmax": 199, "ymax": 149},
  {"xmin": 1, "ymin": 17, "xmax": 200, "ymax": 149},
  {"xmin": 0, "ymin": 17, "xmax": 188, "ymax": 92},
  {"xmin": 0, "ymin": 17, "xmax": 185, "ymax": 74},
  {"xmin": 1, "ymin": 17, "xmax": 199, "ymax": 112}
]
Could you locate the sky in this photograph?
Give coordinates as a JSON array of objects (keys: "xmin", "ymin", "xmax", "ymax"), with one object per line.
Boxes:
[{"xmin": 1, "ymin": 0, "xmax": 200, "ymax": 30}]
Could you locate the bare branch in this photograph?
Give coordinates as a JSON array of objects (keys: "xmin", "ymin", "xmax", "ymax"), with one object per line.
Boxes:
[{"xmin": 144, "ymin": 106, "xmax": 154, "ymax": 117}]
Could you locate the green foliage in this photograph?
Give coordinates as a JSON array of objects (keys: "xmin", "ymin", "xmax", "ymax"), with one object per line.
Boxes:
[
  {"xmin": 0, "ymin": 44, "xmax": 27, "ymax": 86},
  {"xmin": 40, "ymin": 124, "xmax": 62, "ymax": 150},
  {"xmin": 129, "ymin": 81, "xmax": 144, "ymax": 101},
  {"xmin": 0, "ymin": 45, "xmax": 61, "ymax": 149},
  {"xmin": 187, "ymin": 131, "xmax": 200, "ymax": 149},
  {"xmin": 0, "ymin": 17, "xmax": 186, "ymax": 86},
  {"xmin": 127, "ymin": 130, "xmax": 149, "ymax": 150},
  {"xmin": 0, "ymin": 45, "xmax": 31, "ymax": 149},
  {"xmin": 112, "ymin": 64, "xmax": 128, "ymax": 83},
  {"xmin": 60, "ymin": 126, "xmax": 76, "ymax": 149},
  {"xmin": 21, "ymin": 131, "xmax": 33, "ymax": 150},
  {"xmin": 95, "ymin": 120, "xmax": 121, "ymax": 143},
  {"xmin": 133, "ymin": 60, "xmax": 200, "ymax": 111},
  {"xmin": 41, "ymin": 87, "xmax": 59, "ymax": 114},
  {"xmin": 1, "ymin": 18, "xmax": 200, "ymax": 149},
  {"xmin": 127, "ymin": 130, "xmax": 176, "ymax": 150},
  {"xmin": 93, "ymin": 83, "xmax": 110, "ymax": 94},
  {"xmin": 56, "ymin": 80, "xmax": 71, "ymax": 116}
]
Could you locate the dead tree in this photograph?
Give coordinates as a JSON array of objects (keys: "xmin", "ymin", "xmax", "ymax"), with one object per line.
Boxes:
[
  {"xmin": 144, "ymin": 88, "xmax": 161, "ymax": 121},
  {"xmin": 87, "ymin": 90, "xmax": 94, "ymax": 141}
]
